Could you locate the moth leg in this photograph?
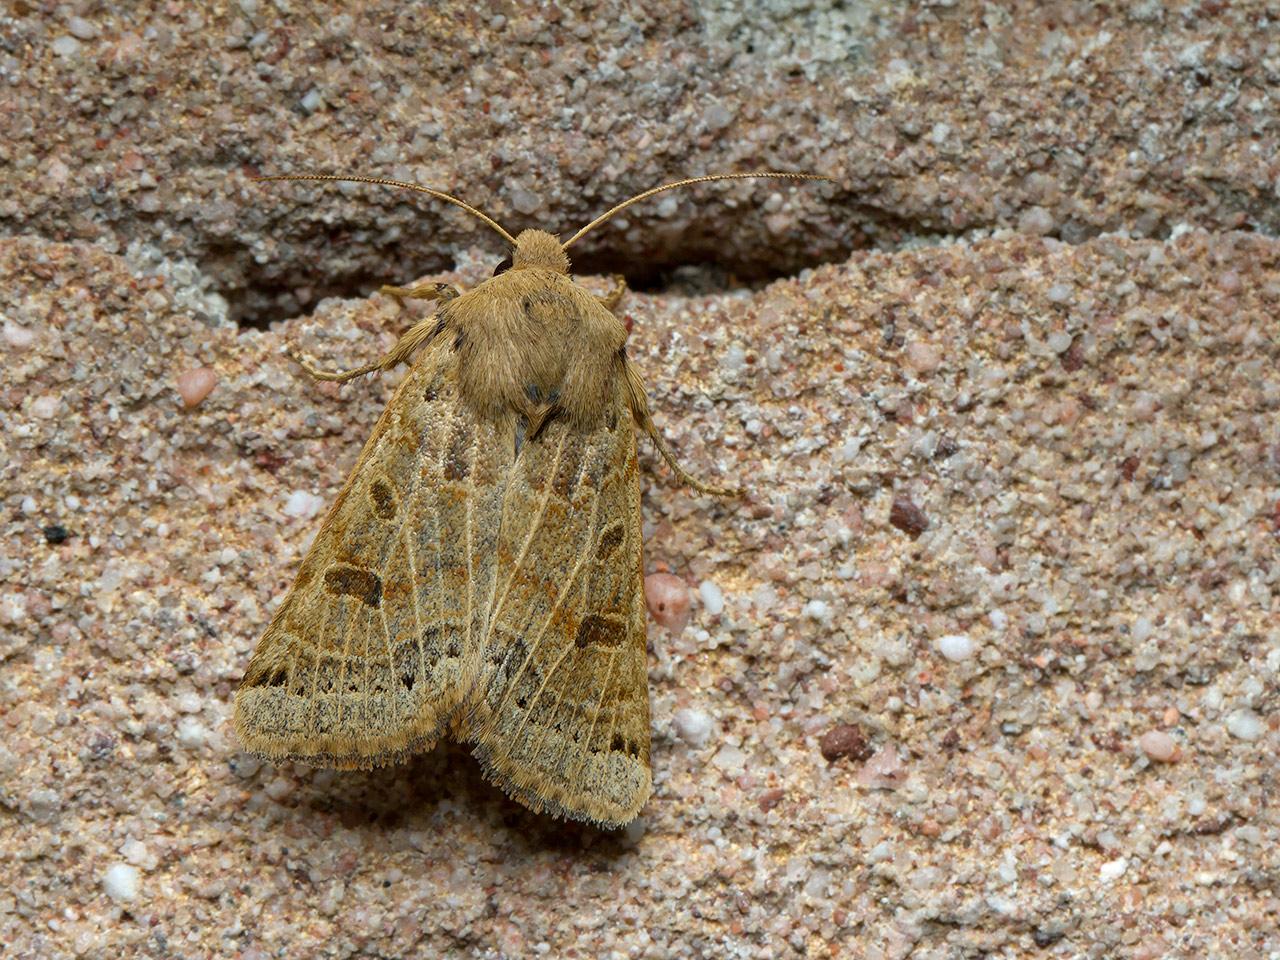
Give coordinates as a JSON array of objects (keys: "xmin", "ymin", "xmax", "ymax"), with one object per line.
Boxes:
[
  {"xmin": 621, "ymin": 356, "xmax": 742, "ymax": 498},
  {"xmin": 379, "ymin": 281, "xmax": 461, "ymax": 310},
  {"xmin": 598, "ymin": 274, "xmax": 627, "ymax": 312},
  {"xmin": 289, "ymin": 312, "xmax": 444, "ymax": 383}
]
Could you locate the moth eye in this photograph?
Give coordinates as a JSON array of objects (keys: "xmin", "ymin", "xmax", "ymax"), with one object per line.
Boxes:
[{"xmin": 492, "ymin": 255, "xmax": 513, "ymax": 276}]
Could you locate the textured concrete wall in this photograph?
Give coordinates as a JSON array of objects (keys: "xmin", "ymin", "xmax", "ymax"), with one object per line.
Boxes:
[{"xmin": 2, "ymin": 4, "xmax": 1278, "ymax": 958}]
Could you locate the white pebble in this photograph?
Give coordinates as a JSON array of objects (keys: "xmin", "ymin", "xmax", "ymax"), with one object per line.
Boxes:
[
  {"xmin": 703, "ymin": 101, "xmax": 734, "ymax": 131},
  {"xmin": 836, "ymin": 437, "xmax": 863, "ymax": 463},
  {"xmin": 27, "ymin": 788, "xmax": 60, "ymax": 819},
  {"xmin": 1099, "ymin": 857, "xmax": 1127, "ymax": 882},
  {"xmin": 672, "ymin": 708, "xmax": 713, "ymax": 748},
  {"xmin": 229, "ymin": 753, "xmax": 261, "ymax": 779},
  {"xmin": 1018, "ymin": 205, "xmax": 1056, "ymax": 235},
  {"xmin": 51, "ymin": 35, "xmax": 81, "ymax": 56},
  {"xmin": 510, "ymin": 187, "xmax": 542, "ymax": 214},
  {"xmin": 698, "ymin": 581, "xmax": 725, "ymax": 617},
  {"xmin": 264, "ymin": 776, "xmax": 293, "ymax": 801},
  {"xmin": 3, "ymin": 321, "xmax": 34, "ymax": 348},
  {"xmin": 176, "ymin": 717, "xmax": 209, "ymax": 749},
  {"xmin": 1046, "ymin": 331, "xmax": 1074, "ymax": 353},
  {"xmin": 284, "ymin": 490, "xmax": 325, "ymax": 519},
  {"xmin": 803, "ymin": 599, "xmax": 831, "ymax": 623},
  {"xmin": 1226, "ymin": 710, "xmax": 1263, "ymax": 742},
  {"xmin": 121, "ymin": 839, "xmax": 155, "ymax": 870},
  {"xmin": 176, "ymin": 691, "xmax": 202, "ymax": 713},
  {"xmin": 68, "ymin": 16, "xmax": 100, "ymax": 39},
  {"xmin": 31, "ymin": 395, "xmax": 60, "ymax": 419},
  {"xmin": 711, "ymin": 744, "xmax": 746, "ymax": 775},
  {"xmin": 721, "ymin": 343, "xmax": 746, "ymax": 374},
  {"xmin": 934, "ymin": 633, "xmax": 975, "ymax": 662},
  {"xmin": 103, "ymin": 863, "xmax": 140, "ymax": 901},
  {"xmin": 1045, "ymin": 283, "xmax": 1074, "ymax": 304}
]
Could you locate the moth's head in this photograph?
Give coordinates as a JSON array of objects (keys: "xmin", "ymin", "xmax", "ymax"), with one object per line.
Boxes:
[{"xmin": 501, "ymin": 229, "xmax": 569, "ymax": 275}]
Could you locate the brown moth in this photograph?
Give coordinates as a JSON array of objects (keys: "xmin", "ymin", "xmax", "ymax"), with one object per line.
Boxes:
[{"xmin": 234, "ymin": 171, "xmax": 829, "ymax": 827}]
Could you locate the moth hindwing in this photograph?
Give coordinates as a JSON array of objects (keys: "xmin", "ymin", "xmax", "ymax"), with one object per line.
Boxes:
[{"xmin": 235, "ymin": 171, "xmax": 829, "ymax": 826}]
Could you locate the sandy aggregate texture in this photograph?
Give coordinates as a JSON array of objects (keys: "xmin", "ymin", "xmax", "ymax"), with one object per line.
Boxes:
[{"xmin": 2, "ymin": 2, "xmax": 1279, "ymax": 959}]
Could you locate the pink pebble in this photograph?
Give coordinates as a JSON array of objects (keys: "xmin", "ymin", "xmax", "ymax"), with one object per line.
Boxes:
[
  {"xmin": 644, "ymin": 573, "xmax": 691, "ymax": 634},
  {"xmin": 855, "ymin": 745, "xmax": 908, "ymax": 790},
  {"xmin": 1216, "ymin": 270, "xmax": 1241, "ymax": 294},
  {"xmin": 1139, "ymin": 730, "xmax": 1179, "ymax": 763},
  {"xmin": 904, "ymin": 341, "xmax": 942, "ymax": 374},
  {"xmin": 176, "ymin": 367, "xmax": 219, "ymax": 408}
]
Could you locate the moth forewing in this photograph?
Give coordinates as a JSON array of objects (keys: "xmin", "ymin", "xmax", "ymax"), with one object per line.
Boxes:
[
  {"xmin": 236, "ymin": 170, "xmax": 828, "ymax": 825},
  {"xmin": 234, "ymin": 339, "xmax": 510, "ymax": 768}
]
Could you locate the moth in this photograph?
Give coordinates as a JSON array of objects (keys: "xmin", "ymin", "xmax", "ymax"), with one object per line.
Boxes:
[{"xmin": 235, "ymin": 171, "xmax": 828, "ymax": 827}]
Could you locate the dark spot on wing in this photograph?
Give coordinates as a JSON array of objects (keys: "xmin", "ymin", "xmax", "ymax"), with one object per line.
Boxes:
[
  {"xmin": 324, "ymin": 565, "xmax": 383, "ymax": 607},
  {"xmin": 575, "ymin": 614, "xmax": 625, "ymax": 649},
  {"xmin": 610, "ymin": 733, "xmax": 641, "ymax": 758},
  {"xmin": 596, "ymin": 523, "xmax": 624, "ymax": 558},
  {"xmin": 370, "ymin": 478, "xmax": 397, "ymax": 520},
  {"xmin": 444, "ymin": 425, "xmax": 472, "ymax": 481},
  {"xmin": 552, "ymin": 452, "xmax": 580, "ymax": 499}
]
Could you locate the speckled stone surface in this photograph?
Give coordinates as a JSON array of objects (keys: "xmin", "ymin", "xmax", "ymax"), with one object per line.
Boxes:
[
  {"xmin": 4, "ymin": 3, "xmax": 1279, "ymax": 316},
  {"xmin": 3, "ymin": 4, "xmax": 1279, "ymax": 960}
]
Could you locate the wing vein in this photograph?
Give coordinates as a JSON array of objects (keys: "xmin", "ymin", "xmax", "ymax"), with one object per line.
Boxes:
[
  {"xmin": 484, "ymin": 428, "xmax": 570, "ymax": 637},
  {"xmin": 506, "ymin": 458, "xmax": 606, "ymax": 742},
  {"xmin": 402, "ymin": 518, "xmax": 425, "ymax": 678}
]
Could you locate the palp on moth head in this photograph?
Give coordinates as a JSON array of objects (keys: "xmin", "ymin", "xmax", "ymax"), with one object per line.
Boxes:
[{"xmin": 251, "ymin": 170, "xmax": 832, "ymax": 496}]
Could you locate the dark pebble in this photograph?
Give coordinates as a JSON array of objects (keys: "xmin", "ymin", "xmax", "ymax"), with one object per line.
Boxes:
[
  {"xmin": 889, "ymin": 496, "xmax": 929, "ymax": 537},
  {"xmin": 819, "ymin": 724, "xmax": 872, "ymax": 763}
]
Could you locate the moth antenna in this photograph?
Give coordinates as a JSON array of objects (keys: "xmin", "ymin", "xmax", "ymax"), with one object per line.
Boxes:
[
  {"xmin": 563, "ymin": 172, "xmax": 831, "ymax": 249},
  {"xmin": 252, "ymin": 173, "xmax": 518, "ymax": 246}
]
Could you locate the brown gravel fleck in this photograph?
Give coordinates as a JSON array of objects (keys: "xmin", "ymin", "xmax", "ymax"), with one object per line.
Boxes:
[
  {"xmin": 757, "ymin": 788, "xmax": 786, "ymax": 812},
  {"xmin": 889, "ymin": 495, "xmax": 930, "ymax": 537},
  {"xmin": 819, "ymin": 723, "xmax": 872, "ymax": 764}
]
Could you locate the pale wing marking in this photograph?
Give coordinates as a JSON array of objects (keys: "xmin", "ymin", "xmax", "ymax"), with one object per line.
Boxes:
[
  {"xmin": 402, "ymin": 520, "xmax": 426, "ymax": 680},
  {"xmin": 465, "ymin": 433, "xmax": 477, "ymax": 655}
]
